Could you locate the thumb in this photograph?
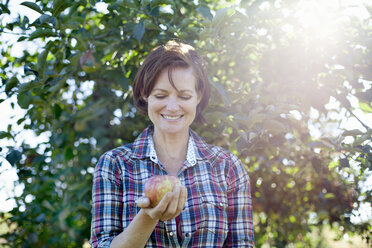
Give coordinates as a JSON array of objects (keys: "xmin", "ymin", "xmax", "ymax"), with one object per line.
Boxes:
[{"xmin": 136, "ymin": 197, "xmax": 150, "ymax": 208}]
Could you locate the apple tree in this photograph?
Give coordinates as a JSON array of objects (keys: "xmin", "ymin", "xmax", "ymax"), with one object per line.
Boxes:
[{"xmin": 0, "ymin": 0, "xmax": 371, "ymax": 247}]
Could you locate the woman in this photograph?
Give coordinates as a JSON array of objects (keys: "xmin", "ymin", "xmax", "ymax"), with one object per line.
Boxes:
[{"xmin": 90, "ymin": 41, "xmax": 254, "ymax": 247}]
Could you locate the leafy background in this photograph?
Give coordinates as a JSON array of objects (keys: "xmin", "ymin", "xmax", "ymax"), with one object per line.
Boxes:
[{"xmin": 0, "ymin": 0, "xmax": 371, "ymax": 247}]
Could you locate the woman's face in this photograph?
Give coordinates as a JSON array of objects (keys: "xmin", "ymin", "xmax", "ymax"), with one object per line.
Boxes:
[{"xmin": 147, "ymin": 67, "xmax": 200, "ymax": 137}]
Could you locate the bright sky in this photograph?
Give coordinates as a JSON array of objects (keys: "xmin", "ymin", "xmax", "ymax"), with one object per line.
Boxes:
[{"xmin": 0, "ymin": 0, "xmax": 371, "ymax": 223}]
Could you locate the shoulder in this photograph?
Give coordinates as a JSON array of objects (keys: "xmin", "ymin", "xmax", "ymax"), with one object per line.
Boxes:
[
  {"xmin": 102, "ymin": 143, "xmax": 134, "ymax": 161},
  {"xmin": 95, "ymin": 126, "xmax": 154, "ymax": 173},
  {"xmin": 207, "ymin": 144, "xmax": 242, "ymax": 167},
  {"xmin": 190, "ymin": 129, "xmax": 242, "ymax": 166},
  {"xmin": 95, "ymin": 143, "xmax": 135, "ymax": 174}
]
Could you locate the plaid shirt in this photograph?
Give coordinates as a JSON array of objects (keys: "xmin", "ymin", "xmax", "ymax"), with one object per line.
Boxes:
[{"xmin": 90, "ymin": 126, "xmax": 254, "ymax": 247}]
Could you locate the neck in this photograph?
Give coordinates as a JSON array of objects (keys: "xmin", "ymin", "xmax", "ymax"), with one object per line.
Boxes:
[{"xmin": 152, "ymin": 128, "xmax": 189, "ymax": 174}]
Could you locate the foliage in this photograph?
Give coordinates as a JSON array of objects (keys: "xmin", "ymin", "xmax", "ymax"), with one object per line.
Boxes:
[{"xmin": 0, "ymin": 0, "xmax": 371, "ymax": 247}]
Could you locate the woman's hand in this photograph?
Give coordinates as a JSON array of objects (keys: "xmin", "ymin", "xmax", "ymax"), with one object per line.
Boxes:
[
  {"xmin": 136, "ymin": 185, "xmax": 187, "ymax": 221},
  {"xmin": 110, "ymin": 186, "xmax": 187, "ymax": 248}
]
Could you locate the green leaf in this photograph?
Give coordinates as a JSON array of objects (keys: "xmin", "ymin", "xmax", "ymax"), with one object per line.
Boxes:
[
  {"xmin": 17, "ymin": 117, "xmax": 26, "ymax": 125},
  {"xmin": 196, "ymin": 5, "xmax": 213, "ymax": 21},
  {"xmin": 6, "ymin": 150, "xmax": 22, "ymax": 166},
  {"xmin": 39, "ymin": 14, "xmax": 56, "ymax": 26},
  {"xmin": 210, "ymin": 78, "xmax": 230, "ymax": 104},
  {"xmin": 212, "ymin": 7, "xmax": 229, "ymax": 28},
  {"xmin": 0, "ymin": 131, "xmax": 12, "ymax": 139},
  {"xmin": 18, "ymin": 80, "xmax": 43, "ymax": 94},
  {"xmin": 89, "ymin": 0, "xmax": 96, "ymax": 7},
  {"xmin": 17, "ymin": 36, "xmax": 27, "ymax": 42},
  {"xmin": 342, "ymin": 129, "xmax": 365, "ymax": 137},
  {"xmin": 355, "ymin": 88, "xmax": 372, "ymax": 103},
  {"xmin": 20, "ymin": 1, "xmax": 43, "ymax": 14},
  {"xmin": 5, "ymin": 76, "xmax": 19, "ymax": 94},
  {"xmin": 339, "ymin": 158, "xmax": 349, "ymax": 168},
  {"xmin": 35, "ymin": 213, "xmax": 46, "ymax": 223},
  {"xmin": 359, "ymin": 102, "xmax": 372, "ymax": 114},
  {"xmin": 41, "ymin": 200, "xmax": 54, "ymax": 211},
  {"xmin": 289, "ymin": 215, "xmax": 296, "ymax": 223},
  {"xmin": 141, "ymin": 0, "xmax": 151, "ymax": 8},
  {"xmin": 37, "ymin": 49, "xmax": 48, "ymax": 76},
  {"xmin": 24, "ymin": 66, "xmax": 39, "ymax": 77},
  {"xmin": 0, "ymin": 4, "xmax": 11, "ymax": 14},
  {"xmin": 240, "ymin": 113, "xmax": 267, "ymax": 129},
  {"xmin": 150, "ymin": 0, "xmax": 174, "ymax": 9},
  {"xmin": 70, "ymin": 181, "xmax": 87, "ymax": 191},
  {"xmin": 133, "ymin": 21, "xmax": 145, "ymax": 43},
  {"xmin": 54, "ymin": 103, "xmax": 62, "ymax": 119},
  {"xmin": 119, "ymin": 0, "xmax": 138, "ymax": 9},
  {"xmin": 29, "ymin": 28, "xmax": 56, "ymax": 40},
  {"xmin": 119, "ymin": 77, "xmax": 129, "ymax": 89},
  {"xmin": 17, "ymin": 92, "xmax": 33, "ymax": 109},
  {"xmin": 178, "ymin": 18, "xmax": 194, "ymax": 29},
  {"xmin": 58, "ymin": 206, "xmax": 70, "ymax": 230},
  {"xmin": 64, "ymin": 146, "xmax": 74, "ymax": 161},
  {"xmin": 263, "ymin": 119, "xmax": 287, "ymax": 134},
  {"xmin": 52, "ymin": 0, "xmax": 72, "ymax": 17},
  {"xmin": 354, "ymin": 133, "xmax": 372, "ymax": 146},
  {"xmin": 324, "ymin": 193, "xmax": 335, "ymax": 199}
]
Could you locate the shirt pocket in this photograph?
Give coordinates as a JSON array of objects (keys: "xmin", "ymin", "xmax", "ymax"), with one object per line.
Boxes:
[{"xmin": 198, "ymin": 193, "xmax": 229, "ymax": 237}]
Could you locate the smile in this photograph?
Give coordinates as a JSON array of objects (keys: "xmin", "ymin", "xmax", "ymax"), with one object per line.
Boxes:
[{"xmin": 161, "ymin": 114, "xmax": 183, "ymax": 120}]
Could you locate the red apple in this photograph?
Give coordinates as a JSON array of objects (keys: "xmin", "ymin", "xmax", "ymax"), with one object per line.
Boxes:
[{"xmin": 144, "ymin": 175, "xmax": 182, "ymax": 208}]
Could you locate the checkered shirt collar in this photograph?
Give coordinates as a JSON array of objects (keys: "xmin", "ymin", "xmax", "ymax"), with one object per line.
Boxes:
[
  {"xmin": 130, "ymin": 126, "xmax": 213, "ymax": 164},
  {"xmin": 148, "ymin": 132, "xmax": 197, "ymax": 166}
]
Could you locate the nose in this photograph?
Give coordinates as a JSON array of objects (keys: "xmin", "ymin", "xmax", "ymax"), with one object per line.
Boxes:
[{"xmin": 166, "ymin": 97, "xmax": 180, "ymax": 111}]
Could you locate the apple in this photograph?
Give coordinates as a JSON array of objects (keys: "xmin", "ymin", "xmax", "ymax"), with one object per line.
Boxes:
[{"xmin": 144, "ymin": 175, "xmax": 182, "ymax": 208}]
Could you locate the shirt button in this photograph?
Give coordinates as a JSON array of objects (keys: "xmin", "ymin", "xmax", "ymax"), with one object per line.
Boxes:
[
  {"xmin": 185, "ymin": 233, "xmax": 191, "ymax": 238},
  {"xmin": 169, "ymin": 232, "xmax": 174, "ymax": 236},
  {"xmin": 219, "ymin": 202, "xmax": 224, "ymax": 207}
]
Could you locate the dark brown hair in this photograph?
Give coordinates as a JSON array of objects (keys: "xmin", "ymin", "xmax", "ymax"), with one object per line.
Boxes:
[{"xmin": 132, "ymin": 40, "xmax": 210, "ymax": 123}]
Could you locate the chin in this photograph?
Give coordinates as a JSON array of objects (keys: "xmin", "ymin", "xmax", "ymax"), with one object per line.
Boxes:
[{"xmin": 157, "ymin": 123, "xmax": 189, "ymax": 135}]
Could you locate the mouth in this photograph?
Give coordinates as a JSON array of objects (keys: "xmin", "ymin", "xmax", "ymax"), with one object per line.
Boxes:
[{"xmin": 161, "ymin": 114, "xmax": 184, "ymax": 120}]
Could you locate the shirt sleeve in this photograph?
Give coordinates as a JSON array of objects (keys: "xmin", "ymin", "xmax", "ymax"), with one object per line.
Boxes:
[
  {"xmin": 225, "ymin": 154, "xmax": 254, "ymax": 247},
  {"xmin": 90, "ymin": 152, "xmax": 123, "ymax": 248}
]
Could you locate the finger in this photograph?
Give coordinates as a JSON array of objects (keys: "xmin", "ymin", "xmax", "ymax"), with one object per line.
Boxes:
[
  {"xmin": 162, "ymin": 186, "xmax": 182, "ymax": 221},
  {"xmin": 143, "ymin": 193, "xmax": 171, "ymax": 220},
  {"xmin": 136, "ymin": 197, "xmax": 150, "ymax": 208},
  {"xmin": 176, "ymin": 186, "xmax": 187, "ymax": 215},
  {"xmin": 154, "ymin": 192, "xmax": 173, "ymax": 220}
]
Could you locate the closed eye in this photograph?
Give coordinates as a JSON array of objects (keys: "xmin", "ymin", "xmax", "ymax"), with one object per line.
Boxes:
[
  {"xmin": 154, "ymin": 95, "xmax": 167, "ymax": 99},
  {"xmin": 179, "ymin": 95, "xmax": 192, "ymax": 100}
]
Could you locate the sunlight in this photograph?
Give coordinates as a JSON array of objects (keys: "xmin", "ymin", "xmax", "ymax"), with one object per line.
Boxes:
[
  {"xmin": 281, "ymin": 0, "xmax": 343, "ymax": 42},
  {"xmin": 295, "ymin": 0, "xmax": 340, "ymax": 29},
  {"xmin": 279, "ymin": 0, "xmax": 371, "ymax": 41}
]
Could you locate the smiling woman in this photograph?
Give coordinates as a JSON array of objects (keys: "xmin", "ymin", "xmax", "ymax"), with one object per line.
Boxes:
[
  {"xmin": 132, "ymin": 41, "xmax": 210, "ymax": 123},
  {"xmin": 90, "ymin": 41, "xmax": 254, "ymax": 248},
  {"xmin": 146, "ymin": 67, "xmax": 200, "ymax": 138}
]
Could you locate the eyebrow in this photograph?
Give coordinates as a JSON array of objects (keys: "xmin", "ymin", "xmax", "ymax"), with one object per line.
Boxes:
[{"xmin": 152, "ymin": 88, "xmax": 193, "ymax": 93}]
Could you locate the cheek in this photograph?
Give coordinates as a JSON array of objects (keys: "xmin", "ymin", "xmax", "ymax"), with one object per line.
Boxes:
[
  {"xmin": 147, "ymin": 100, "xmax": 160, "ymax": 111},
  {"xmin": 186, "ymin": 101, "xmax": 199, "ymax": 116}
]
